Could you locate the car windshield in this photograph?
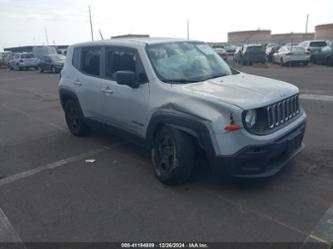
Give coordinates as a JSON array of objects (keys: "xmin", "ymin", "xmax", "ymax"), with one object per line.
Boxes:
[
  {"xmin": 310, "ymin": 41, "xmax": 327, "ymax": 47},
  {"xmin": 146, "ymin": 42, "xmax": 232, "ymax": 83},
  {"xmin": 21, "ymin": 54, "xmax": 33, "ymax": 58},
  {"xmin": 49, "ymin": 54, "xmax": 65, "ymax": 62}
]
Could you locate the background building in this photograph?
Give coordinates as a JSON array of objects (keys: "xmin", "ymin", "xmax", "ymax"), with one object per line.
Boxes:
[
  {"xmin": 228, "ymin": 30, "xmax": 271, "ymax": 45},
  {"xmin": 271, "ymin": 33, "xmax": 315, "ymax": 44},
  {"xmin": 4, "ymin": 45, "xmax": 68, "ymax": 54},
  {"xmin": 315, "ymin": 23, "xmax": 333, "ymax": 40}
]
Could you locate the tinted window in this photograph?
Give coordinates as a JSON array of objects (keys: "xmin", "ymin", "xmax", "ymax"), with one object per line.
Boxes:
[
  {"xmin": 21, "ymin": 54, "xmax": 33, "ymax": 58},
  {"xmin": 81, "ymin": 47, "xmax": 101, "ymax": 76},
  {"xmin": 107, "ymin": 50, "xmax": 135, "ymax": 76},
  {"xmin": 246, "ymin": 46, "xmax": 264, "ymax": 52},
  {"xmin": 72, "ymin": 48, "xmax": 80, "ymax": 69},
  {"xmin": 105, "ymin": 48, "xmax": 147, "ymax": 83},
  {"xmin": 106, "ymin": 49, "xmax": 136, "ymax": 78},
  {"xmin": 310, "ymin": 41, "xmax": 327, "ymax": 47}
]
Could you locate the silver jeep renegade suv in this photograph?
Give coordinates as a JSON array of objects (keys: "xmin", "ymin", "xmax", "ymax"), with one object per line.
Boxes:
[{"xmin": 59, "ymin": 38, "xmax": 306, "ymax": 185}]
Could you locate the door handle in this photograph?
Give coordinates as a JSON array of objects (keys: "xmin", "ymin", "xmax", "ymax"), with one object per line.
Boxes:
[
  {"xmin": 102, "ymin": 87, "xmax": 113, "ymax": 94},
  {"xmin": 73, "ymin": 80, "xmax": 82, "ymax": 86}
]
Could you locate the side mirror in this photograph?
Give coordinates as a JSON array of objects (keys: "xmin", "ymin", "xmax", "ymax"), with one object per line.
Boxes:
[{"xmin": 115, "ymin": 70, "xmax": 138, "ymax": 88}]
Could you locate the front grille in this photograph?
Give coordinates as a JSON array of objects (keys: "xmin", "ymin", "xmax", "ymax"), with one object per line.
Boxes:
[{"xmin": 266, "ymin": 95, "xmax": 300, "ymax": 129}]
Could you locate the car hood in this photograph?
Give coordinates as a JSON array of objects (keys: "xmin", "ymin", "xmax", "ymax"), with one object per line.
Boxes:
[{"xmin": 174, "ymin": 73, "xmax": 299, "ymax": 110}]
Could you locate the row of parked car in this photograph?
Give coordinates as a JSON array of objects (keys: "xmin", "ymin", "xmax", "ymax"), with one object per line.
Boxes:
[
  {"xmin": 1, "ymin": 52, "xmax": 65, "ymax": 73},
  {"xmin": 213, "ymin": 40, "xmax": 333, "ymax": 66}
]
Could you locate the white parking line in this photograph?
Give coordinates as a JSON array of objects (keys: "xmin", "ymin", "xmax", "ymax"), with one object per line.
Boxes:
[
  {"xmin": 0, "ymin": 145, "xmax": 124, "ymax": 188},
  {"xmin": 1, "ymin": 104, "xmax": 68, "ymax": 132},
  {"xmin": 202, "ymin": 189, "xmax": 308, "ymax": 237},
  {"xmin": 101, "ymin": 147, "xmax": 311, "ymax": 237},
  {"xmin": 300, "ymin": 94, "xmax": 333, "ymax": 102},
  {"xmin": 301, "ymin": 203, "xmax": 333, "ymax": 248},
  {"xmin": 0, "ymin": 208, "xmax": 24, "ymax": 243}
]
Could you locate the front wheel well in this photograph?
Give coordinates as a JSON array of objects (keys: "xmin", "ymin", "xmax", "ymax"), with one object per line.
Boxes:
[
  {"xmin": 60, "ymin": 94, "xmax": 74, "ymax": 110},
  {"xmin": 148, "ymin": 123, "xmax": 203, "ymax": 151},
  {"xmin": 59, "ymin": 90, "xmax": 81, "ymax": 112}
]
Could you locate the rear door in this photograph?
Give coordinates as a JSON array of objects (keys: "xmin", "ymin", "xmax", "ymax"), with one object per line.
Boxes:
[
  {"xmin": 246, "ymin": 46, "xmax": 265, "ymax": 61},
  {"xmin": 101, "ymin": 46, "xmax": 150, "ymax": 136},
  {"xmin": 72, "ymin": 46, "xmax": 106, "ymax": 123}
]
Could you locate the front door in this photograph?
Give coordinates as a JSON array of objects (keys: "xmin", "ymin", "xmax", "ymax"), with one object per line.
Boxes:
[{"xmin": 101, "ymin": 46, "xmax": 150, "ymax": 137}]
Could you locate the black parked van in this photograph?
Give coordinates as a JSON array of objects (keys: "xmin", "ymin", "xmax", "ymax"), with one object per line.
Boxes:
[{"xmin": 235, "ymin": 44, "xmax": 266, "ymax": 65}]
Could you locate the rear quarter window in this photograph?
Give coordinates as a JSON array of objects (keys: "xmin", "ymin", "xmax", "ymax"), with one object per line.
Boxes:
[{"xmin": 72, "ymin": 47, "xmax": 81, "ymax": 70}]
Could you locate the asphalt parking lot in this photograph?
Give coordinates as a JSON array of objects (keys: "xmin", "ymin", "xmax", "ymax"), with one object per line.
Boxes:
[{"xmin": 0, "ymin": 64, "xmax": 333, "ymax": 246}]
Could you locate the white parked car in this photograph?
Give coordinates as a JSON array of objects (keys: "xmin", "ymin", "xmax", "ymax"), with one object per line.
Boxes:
[
  {"xmin": 273, "ymin": 46, "xmax": 310, "ymax": 66},
  {"xmin": 9, "ymin": 52, "xmax": 39, "ymax": 71},
  {"xmin": 59, "ymin": 38, "xmax": 306, "ymax": 184}
]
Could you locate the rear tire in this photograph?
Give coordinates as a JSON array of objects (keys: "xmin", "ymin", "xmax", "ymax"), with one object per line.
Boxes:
[
  {"xmin": 151, "ymin": 126, "xmax": 195, "ymax": 185},
  {"xmin": 39, "ymin": 67, "xmax": 44, "ymax": 73},
  {"xmin": 280, "ymin": 58, "xmax": 285, "ymax": 66},
  {"xmin": 64, "ymin": 99, "xmax": 89, "ymax": 136}
]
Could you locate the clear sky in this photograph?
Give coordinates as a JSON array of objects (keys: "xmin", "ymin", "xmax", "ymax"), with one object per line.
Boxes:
[{"xmin": 0, "ymin": 0, "xmax": 333, "ymax": 50}]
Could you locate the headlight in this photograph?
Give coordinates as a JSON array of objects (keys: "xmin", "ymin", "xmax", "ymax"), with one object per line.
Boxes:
[{"xmin": 244, "ymin": 109, "xmax": 256, "ymax": 128}]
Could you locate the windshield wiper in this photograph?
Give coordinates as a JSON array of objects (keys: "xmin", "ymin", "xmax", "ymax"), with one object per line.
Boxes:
[
  {"xmin": 165, "ymin": 79, "xmax": 201, "ymax": 84},
  {"xmin": 206, "ymin": 73, "xmax": 228, "ymax": 80}
]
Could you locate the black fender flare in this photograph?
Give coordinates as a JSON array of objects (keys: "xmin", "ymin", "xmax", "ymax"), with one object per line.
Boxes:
[
  {"xmin": 58, "ymin": 88, "xmax": 84, "ymax": 116},
  {"xmin": 145, "ymin": 110, "xmax": 216, "ymax": 158}
]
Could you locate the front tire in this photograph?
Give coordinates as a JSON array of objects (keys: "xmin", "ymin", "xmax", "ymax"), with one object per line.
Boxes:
[
  {"xmin": 64, "ymin": 99, "xmax": 89, "ymax": 136},
  {"xmin": 39, "ymin": 67, "xmax": 44, "ymax": 73},
  {"xmin": 151, "ymin": 127, "xmax": 195, "ymax": 185}
]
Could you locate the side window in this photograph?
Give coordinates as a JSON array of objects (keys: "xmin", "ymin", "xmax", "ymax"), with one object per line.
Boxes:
[
  {"xmin": 72, "ymin": 47, "xmax": 80, "ymax": 70},
  {"xmin": 106, "ymin": 49, "xmax": 136, "ymax": 77},
  {"xmin": 106, "ymin": 48, "xmax": 148, "ymax": 83},
  {"xmin": 81, "ymin": 47, "xmax": 101, "ymax": 76}
]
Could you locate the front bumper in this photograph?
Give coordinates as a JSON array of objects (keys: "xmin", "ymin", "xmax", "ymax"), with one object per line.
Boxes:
[{"xmin": 211, "ymin": 121, "xmax": 306, "ymax": 177}]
